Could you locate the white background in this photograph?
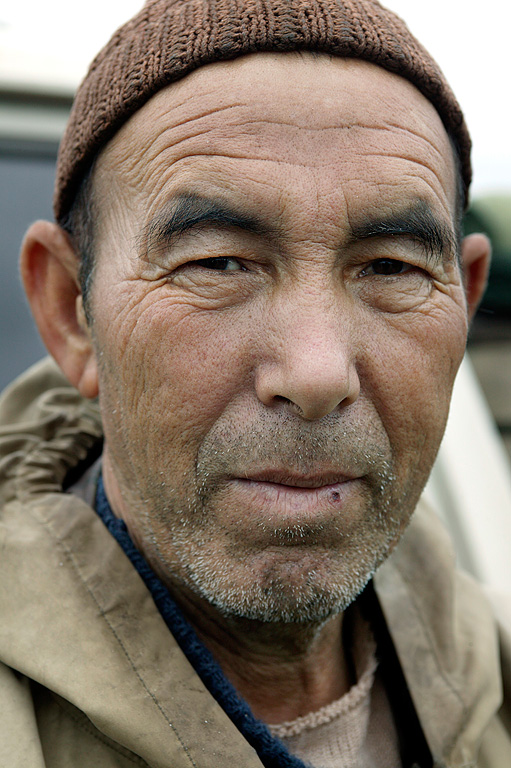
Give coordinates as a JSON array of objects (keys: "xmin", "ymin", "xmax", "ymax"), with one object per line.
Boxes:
[{"xmin": 0, "ymin": 0, "xmax": 509, "ymax": 195}]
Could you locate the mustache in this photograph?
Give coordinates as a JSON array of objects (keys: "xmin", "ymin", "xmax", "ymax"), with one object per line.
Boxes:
[{"xmin": 194, "ymin": 412, "xmax": 393, "ymax": 488}]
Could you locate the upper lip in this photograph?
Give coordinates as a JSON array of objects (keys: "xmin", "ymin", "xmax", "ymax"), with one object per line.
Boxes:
[{"xmin": 237, "ymin": 471, "xmax": 357, "ymax": 489}]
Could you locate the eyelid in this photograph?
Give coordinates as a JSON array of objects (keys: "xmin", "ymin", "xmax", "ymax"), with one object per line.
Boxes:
[
  {"xmin": 354, "ymin": 232, "xmax": 444, "ymax": 266},
  {"xmin": 193, "ymin": 256, "xmax": 245, "ymax": 271},
  {"xmin": 359, "ymin": 258, "xmax": 409, "ymax": 276},
  {"xmin": 356, "ymin": 255, "xmax": 436, "ymax": 281}
]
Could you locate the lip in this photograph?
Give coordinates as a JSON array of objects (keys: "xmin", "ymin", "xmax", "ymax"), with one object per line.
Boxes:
[
  {"xmin": 236, "ymin": 470, "xmax": 357, "ymax": 489},
  {"xmin": 230, "ymin": 476, "xmax": 359, "ymax": 524},
  {"xmin": 224, "ymin": 471, "xmax": 364, "ymax": 534}
]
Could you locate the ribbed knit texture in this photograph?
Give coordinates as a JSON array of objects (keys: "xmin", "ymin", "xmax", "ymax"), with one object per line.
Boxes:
[{"xmin": 54, "ymin": 0, "xmax": 471, "ymax": 221}]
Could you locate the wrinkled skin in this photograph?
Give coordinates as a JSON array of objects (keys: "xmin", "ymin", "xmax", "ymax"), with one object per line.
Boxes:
[
  {"xmin": 21, "ymin": 53, "xmax": 490, "ymax": 722},
  {"xmin": 90, "ymin": 54, "xmax": 470, "ymax": 622}
]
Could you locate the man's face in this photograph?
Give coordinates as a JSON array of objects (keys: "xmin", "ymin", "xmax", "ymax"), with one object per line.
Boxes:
[{"xmin": 89, "ymin": 54, "xmax": 468, "ymax": 623}]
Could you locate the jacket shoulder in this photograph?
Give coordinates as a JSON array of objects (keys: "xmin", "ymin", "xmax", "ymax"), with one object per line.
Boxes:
[{"xmin": 375, "ymin": 500, "xmax": 511, "ymax": 766}]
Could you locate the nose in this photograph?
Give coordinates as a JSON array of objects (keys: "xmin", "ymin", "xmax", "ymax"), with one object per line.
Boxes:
[{"xmin": 254, "ymin": 296, "xmax": 360, "ymax": 421}]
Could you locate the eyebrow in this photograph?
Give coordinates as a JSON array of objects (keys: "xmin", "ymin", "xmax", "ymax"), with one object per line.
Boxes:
[
  {"xmin": 142, "ymin": 193, "xmax": 458, "ymax": 265},
  {"xmin": 350, "ymin": 201, "xmax": 458, "ymax": 264},
  {"xmin": 142, "ymin": 193, "xmax": 269, "ymax": 255}
]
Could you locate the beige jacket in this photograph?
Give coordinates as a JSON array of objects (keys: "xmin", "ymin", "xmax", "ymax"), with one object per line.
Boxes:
[{"xmin": 0, "ymin": 358, "xmax": 509, "ymax": 768}]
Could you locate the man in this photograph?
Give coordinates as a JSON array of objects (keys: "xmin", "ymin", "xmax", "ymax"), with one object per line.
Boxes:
[{"xmin": 0, "ymin": 0, "xmax": 508, "ymax": 766}]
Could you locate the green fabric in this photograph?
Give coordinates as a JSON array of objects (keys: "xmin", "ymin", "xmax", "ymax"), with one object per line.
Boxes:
[{"xmin": 464, "ymin": 195, "xmax": 511, "ymax": 313}]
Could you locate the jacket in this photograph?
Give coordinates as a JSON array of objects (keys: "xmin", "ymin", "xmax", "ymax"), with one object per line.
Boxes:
[{"xmin": 0, "ymin": 358, "xmax": 510, "ymax": 767}]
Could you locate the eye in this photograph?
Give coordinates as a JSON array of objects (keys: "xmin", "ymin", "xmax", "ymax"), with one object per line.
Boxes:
[
  {"xmin": 361, "ymin": 259, "xmax": 414, "ymax": 277},
  {"xmin": 193, "ymin": 257, "xmax": 244, "ymax": 272}
]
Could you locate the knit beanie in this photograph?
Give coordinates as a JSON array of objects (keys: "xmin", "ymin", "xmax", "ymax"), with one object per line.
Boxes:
[{"xmin": 54, "ymin": 0, "xmax": 471, "ymax": 222}]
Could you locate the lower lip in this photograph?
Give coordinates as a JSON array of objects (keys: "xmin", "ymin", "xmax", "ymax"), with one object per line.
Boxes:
[{"xmin": 232, "ymin": 478, "xmax": 356, "ymax": 519}]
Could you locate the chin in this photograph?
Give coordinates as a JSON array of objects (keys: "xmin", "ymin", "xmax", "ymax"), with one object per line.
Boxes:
[{"xmin": 179, "ymin": 548, "xmax": 382, "ymax": 624}]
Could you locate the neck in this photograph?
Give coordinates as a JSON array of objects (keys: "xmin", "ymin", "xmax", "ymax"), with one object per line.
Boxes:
[
  {"xmin": 100, "ymin": 457, "xmax": 353, "ymax": 723},
  {"xmin": 173, "ymin": 586, "xmax": 352, "ymax": 724}
]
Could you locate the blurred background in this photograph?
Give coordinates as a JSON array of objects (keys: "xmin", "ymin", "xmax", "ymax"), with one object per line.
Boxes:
[{"xmin": 0, "ymin": 0, "xmax": 510, "ymax": 459}]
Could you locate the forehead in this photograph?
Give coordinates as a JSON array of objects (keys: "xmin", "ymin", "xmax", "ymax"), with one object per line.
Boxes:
[{"xmin": 95, "ymin": 52, "xmax": 457, "ymax": 231}]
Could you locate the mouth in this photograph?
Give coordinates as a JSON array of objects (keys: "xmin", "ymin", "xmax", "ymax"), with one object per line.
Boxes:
[
  {"xmin": 228, "ymin": 469, "xmax": 362, "ymax": 521},
  {"xmin": 237, "ymin": 470, "xmax": 357, "ymax": 489},
  {"xmin": 224, "ymin": 473, "xmax": 362, "ymax": 538}
]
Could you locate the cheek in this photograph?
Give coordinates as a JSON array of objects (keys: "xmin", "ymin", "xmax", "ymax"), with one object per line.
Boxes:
[
  {"xmin": 360, "ymin": 299, "xmax": 468, "ymax": 469},
  {"xmin": 94, "ymin": 290, "xmax": 256, "ymax": 457}
]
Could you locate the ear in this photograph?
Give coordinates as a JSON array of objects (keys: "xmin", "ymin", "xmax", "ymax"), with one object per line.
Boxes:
[
  {"xmin": 460, "ymin": 232, "xmax": 491, "ymax": 321},
  {"xmin": 20, "ymin": 220, "xmax": 99, "ymax": 399}
]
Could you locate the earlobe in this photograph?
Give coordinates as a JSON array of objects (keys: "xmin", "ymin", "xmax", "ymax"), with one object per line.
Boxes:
[
  {"xmin": 460, "ymin": 233, "xmax": 491, "ymax": 321},
  {"xmin": 20, "ymin": 220, "xmax": 99, "ymax": 399}
]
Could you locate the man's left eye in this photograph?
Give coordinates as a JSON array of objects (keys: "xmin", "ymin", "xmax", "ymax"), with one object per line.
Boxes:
[
  {"xmin": 193, "ymin": 257, "xmax": 244, "ymax": 271},
  {"xmin": 362, "ymin": 259, "xmax": 413, "ymax": 276}
]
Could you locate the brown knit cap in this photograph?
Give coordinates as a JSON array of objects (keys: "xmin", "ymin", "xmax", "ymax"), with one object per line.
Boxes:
[{"xmin": 54, "ymin": 0, "xmax": 471, "ymax": 221}]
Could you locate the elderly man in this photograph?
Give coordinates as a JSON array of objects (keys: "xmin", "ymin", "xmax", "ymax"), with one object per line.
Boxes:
[{"xmin": 0, "ymin": 0, "xmax": 508, "ymax": 765}]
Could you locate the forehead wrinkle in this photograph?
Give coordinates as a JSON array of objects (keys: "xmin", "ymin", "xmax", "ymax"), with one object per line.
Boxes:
[
  {"xmin": 95, "ymin": 59, "xmax": 457, "ymax": 260},
  {"xmin": 124, "ymin": 126, "xmax": 396, "ymax": 205},
  {"xmin": 113, "ymin": 101, "xmax": 351, "ymax": 181},
  {"xmin": 154, "ymin": 105, "xmax": 363, "ymax": 136},
  {"xmin": 96, "ymin": 103, "xmax": 247, "ymax": 194},
  {"xmin": 112, "ymin": 113, "xmax": 453, "ymax": 195},
  {"xmin": 100, "ymin": 65, "xmax": 454, "ymax": 204},
  {"xmin": 360, "ymin": 149, "xmax": 450, "ymax": 189},
  {"xmin": 103, "ymin": 51, "xmax": 452, "ymax": 167},
  {"xmin": 104, "ymin": 101, "xmax": 245, "ymax": 161},
  {"xmin": 111, "ymin": 77, "xmax": 449, "ymax": 168},
  {"xmin": 354, "ymin": 119, "xmax": 453, "ymax": 169},
  {"xmin": 147, "ymin": 116, "xmax": 446, "ymax": 161},
  {"xmin": 377, "ymin": 123, "xmax": 453, "ymax": 171},
  {"xmin": 357, "ymin": 142, "xmax": 456, "ymax": 215},
  {"xmin": 105, "ymin": 115, "xmax": 350, "ymax": 202},
  {"xmin": 129, "ymin": 150, "xmax": 326, "ymax": 220},
  {"xmin": 132, "ymin": 117, "xmax": 366, "ymax": 173}
]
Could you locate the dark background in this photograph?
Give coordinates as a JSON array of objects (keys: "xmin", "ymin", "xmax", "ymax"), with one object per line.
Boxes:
[{"xmin": 0, "ymin": 139, "xmax": 56, "ymax": 390}]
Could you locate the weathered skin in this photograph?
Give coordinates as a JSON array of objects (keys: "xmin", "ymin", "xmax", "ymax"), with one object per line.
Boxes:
[{"xmin": 21, "ymin": 53, "xmax": 490, "ymax": 724}]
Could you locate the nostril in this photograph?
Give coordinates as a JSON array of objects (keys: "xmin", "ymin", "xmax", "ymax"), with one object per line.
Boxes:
[
  {"xmin": 273, "ymin": 395, "xmax": 304, "ymax": 417},
  {"xmin": 255, "ymin": 352, "xmax": 360, "ymax": 421}
]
